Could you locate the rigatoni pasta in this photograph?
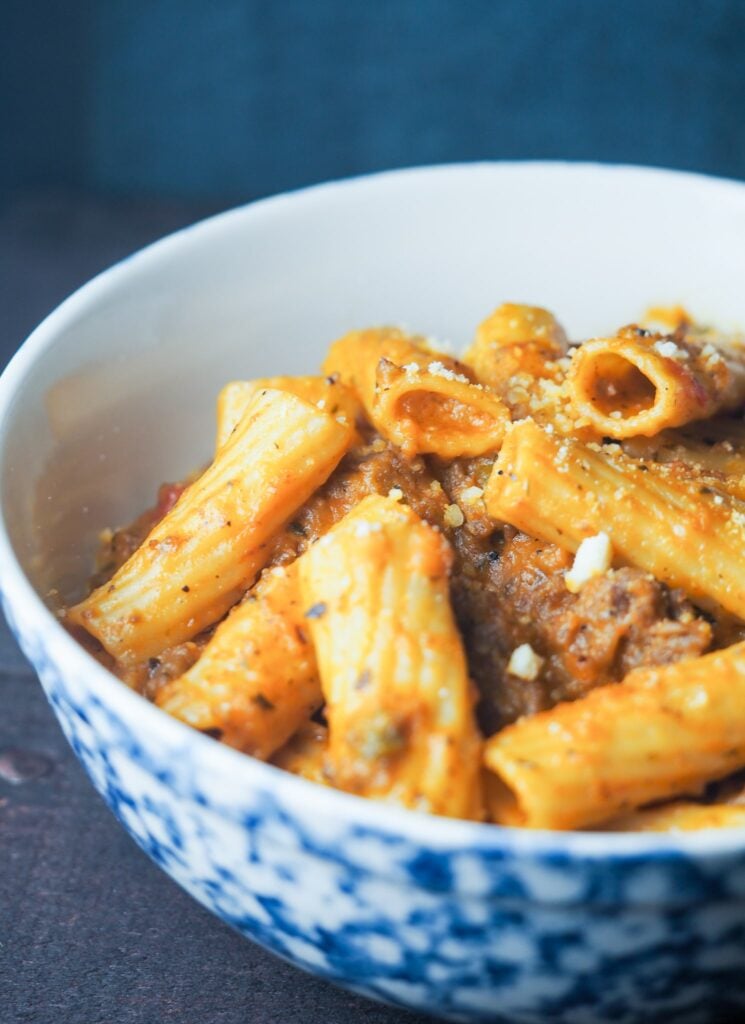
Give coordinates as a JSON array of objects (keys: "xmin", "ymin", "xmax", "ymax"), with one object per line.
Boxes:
[
  {"xmin": 568, "ymin": 325, "xmax": 745, "ymax": 438},
  {"xmin": 463, "ymin": 303, "xmax": 567, "ymax": 393},
  {"xmin": 324, "ymin": 327, "xmax": 510, "ymax": 457},
  {"xmin": 601, "ymin": 801, "xmax": 745, "ymax": 833},
  {"xmin": 484, "ymin": 642, "xmax": 745, "ymax": 830},
  {"xmin": 67, "ymin": 388, "xmax": 354, "ymax": 663},
  {"xmin": 156, "ymin": 562, "xmax": 321, "ymax": 759},
  {"xmin": 622, "ymin": 421, "xmax": 745, "ymax": 502},
  {"xmin": 215, "ymin": 375, "xmax": 362, "ymax": 451},
  {"xmin": 484, "ymin": 417, "xmax": 745, "ymax": 620},
  {"xmin": 67, "ymin": 303, "xmax": 745, "ymax": 832},
  {"xmin": 299, "ymin": 494, "xmax": 483, "ymax": 819}
]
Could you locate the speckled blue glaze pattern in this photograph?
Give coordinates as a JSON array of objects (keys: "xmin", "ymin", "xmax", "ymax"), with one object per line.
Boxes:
[{"xmin": 3, "ymin": 583, "xmax": 745, "ymax": 1024}]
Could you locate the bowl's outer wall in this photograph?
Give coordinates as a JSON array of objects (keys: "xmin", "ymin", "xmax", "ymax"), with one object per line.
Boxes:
[
  {"xmin": 2, "ymin": 164, "xmax": 745, "ymax": 1022},
  {"xmin": 5, "ymin": 567, "xmax": 745, "ymax": 1024}
]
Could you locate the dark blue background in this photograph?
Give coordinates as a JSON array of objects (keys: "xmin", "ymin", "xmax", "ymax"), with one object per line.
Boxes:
[{"xmin": 3, "ymin": 0, "xmax": 745, "ymax": 204}]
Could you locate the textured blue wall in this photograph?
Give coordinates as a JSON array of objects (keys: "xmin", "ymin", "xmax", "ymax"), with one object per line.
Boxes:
[{"xmin": 3, "ymin": 0, "xmax": 745, "ymax": 202}]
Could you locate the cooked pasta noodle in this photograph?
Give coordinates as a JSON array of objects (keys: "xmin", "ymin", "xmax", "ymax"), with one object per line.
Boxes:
[
  {"xmin": 66, "ymin": 304, "xmax": 745, "ymax": 832},
  {"xmin": 67, "ymin": 388, "xmax": 354, "ymax": 662},
  {"xmin": 299, "ymin": 495, "xmax": 483, "ymax": 818},
  {"xmin": 568, "ymin": 326, "xmax": 745, "ymax": 438},
  {"xmin": 324, "ymin": 328, "xmax": 509, "ymax": 457},
  {"xmin": 484, "ymin": 642, "xmax": 745, "ymax": 830}
]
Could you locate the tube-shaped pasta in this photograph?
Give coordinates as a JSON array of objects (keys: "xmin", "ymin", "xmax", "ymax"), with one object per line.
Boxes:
[
  {"xmin": 463, "ymin": 303, "xmax": 568, "ymax": 392},
  {"xmin": 373, "ymin": 358, "xmax": 510, "ymax": 457},
  {"xmin": 216, "ymin": 375, "xmax": 362, "ymax": 451},
  {"xmin": 484, "ymin": 418, "xmax": 745, "ymax": 619},
  {"xmin": 323, "ymin": 327, "xmax": 510, "ymax": 457},
  {"xmin": 156, "ymin": 563, "xmax": 321, "ymax": 758},
  {"xmin": 568, "ymin": 327, "xmax": 745, "ymax": 438},
  {"xmin": 323, "ymin": 327, "xmax": 433, "ymax": 407},
  {"xmin": 643, "ymin": 305, "xmax": 692, "ymax": 331},
  {"xmin": 623, "ymin": 426, "xmax": 745, "ymax": 502},
  {"xmin": 299, "ymin": 494, "xmax": 483, "ymax": 819},
  {"xmin": 67, "ymin": 389, "xmax": 354, "ymax": 664},
  {"xmin": 271, "ymin": 721, "xmax": 329, "ymax": 786},
  {"xmin": 601, "ymin": 801, "xmax": 745, "ymax": 833},
  {"xmin": 484, "ymin": 642, "xmax": 745, "ymax": 830}
]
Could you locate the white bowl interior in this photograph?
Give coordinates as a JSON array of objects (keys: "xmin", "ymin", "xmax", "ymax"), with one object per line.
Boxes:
[{"xmin": 2, "ymin": 162, "xmax": 745, "ymax": 604}]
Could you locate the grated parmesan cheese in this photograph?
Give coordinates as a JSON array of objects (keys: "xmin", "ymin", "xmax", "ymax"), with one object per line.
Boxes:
[
  {"xmin": 443, "ymin": 503, "xmax": 465, "ymax": 527},
  {"xmin": 427, "ymin": 360, "xmax": 471, "ymax": 385},
  {"xmin": 701, "ymin": 343, "xmax": 723, "ymax": 367},
  {"xmin": 565, "ymin": 532, "xmax": 613, "ymax": 593},
  {"xmin": 654, "ymin": 340, "xmax": 685, "ymax": 359},
  {"xmin": 460, "ymin": 486, "xmax": 484, "ymax": 504},
  {"xmin": 507, "ymin": 643, "xmax": 544, "ymax": 681},
  {"xmin": 354, "ymin": 520, "xmax": 383, "ymax": 537}
]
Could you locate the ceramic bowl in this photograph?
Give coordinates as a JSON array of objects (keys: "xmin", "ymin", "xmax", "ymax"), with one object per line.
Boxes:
[{"xmin": 2, "ymin": 163, "xmax": 745, "ymax": 1024}]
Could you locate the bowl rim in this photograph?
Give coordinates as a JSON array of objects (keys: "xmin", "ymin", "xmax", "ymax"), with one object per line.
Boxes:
[{"xmin": 3, "ymin": 158, "xmax": 745, "ymax": 860}]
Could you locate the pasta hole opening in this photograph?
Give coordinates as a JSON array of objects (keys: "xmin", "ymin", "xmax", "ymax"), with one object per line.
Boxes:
[
  {"xmin": 585, "ymin": 354, "xmax": 657, "ymax": 418},
  {"xmin": 483, "ymin": 771, "xmax": 527, "ymax": 827},
  {"xmin": 398, "ymin": 392, "xmax": 490, "ymax": 438}
]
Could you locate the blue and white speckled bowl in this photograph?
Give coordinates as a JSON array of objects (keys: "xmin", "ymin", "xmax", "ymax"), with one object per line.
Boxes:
[{"xmin": 2, "ymin": 164, "xmax": 745, "ymax": 1023}]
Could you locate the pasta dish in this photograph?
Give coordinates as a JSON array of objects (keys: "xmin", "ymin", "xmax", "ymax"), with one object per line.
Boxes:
[{"xmin": 65, "ymin": 303, "xmax": 745, "ymax": 831}]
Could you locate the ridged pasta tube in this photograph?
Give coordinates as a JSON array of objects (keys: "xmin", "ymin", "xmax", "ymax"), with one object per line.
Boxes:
[
  {"xmin": 484, "ymin": 418, "xmax": 745, "ymax": 619},
  {"xmin": 568, "ymin": 328, "xmax": 745, "ymax": 438},
  {"xmin": 215, "ymin": 375, "xmax": 361, "ymax": 451},
  {"xmin": 463, "ymin": 303, "xmax": 568, "ymax": 392},
  {"xmin": 323, "ymin": 328, "xmax": 509, "ymax": 457},
  {"xmin": 299, "ymin": 494, "xmax": 483, "ymax": 819},
  {"xmin": 484, "ymin": 642, "xmax": 745, "ymax": 830},
  {"xmin": 622, "ymin": 419, "xmax": 745, "ymax": 502},
  {"xmin": 601, "ymin": 801, "xmax": 745, "ymax": 833},
  {"xmin": 156, "ymin": 563, "xmax": 321, "ymax": 758},
  {"xmin": 271, "ymin": 721, "xmax": 329, "ymax": 785},
  {"xmin": 68, "ymin": 388, "xmax": 354, "ymax": 663}
]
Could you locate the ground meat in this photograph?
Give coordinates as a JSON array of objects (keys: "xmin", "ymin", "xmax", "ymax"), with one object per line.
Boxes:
[
  {"xmin": 135, "ymin": 640, "xmax": 206, "ymax": 700},
  {"xmin": 428, "ymin": 454, "xmax": 495, "ymax": 539},
  {"xmin": 89, "ymin": 443, "xmax": 714, "ymax": 729},
  {"xmin": 91, "ymin": 440, "xmax": 452, "ymax": 697},
  {"xmin": 90, "ymin": 480, "xmax": 189, "ymax": 588},
  {"xmin": 267, "ymin": 439, "xmax": 451, "ymax": 566},
  {"xmin": 451, "ymin": 527, "xmax": 712, "ymax": 734}
]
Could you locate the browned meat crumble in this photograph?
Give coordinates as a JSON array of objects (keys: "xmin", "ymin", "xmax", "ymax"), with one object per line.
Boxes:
[{"xmin": 90, "ymin": 438, "xmax": 714, "ymax": 737}]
